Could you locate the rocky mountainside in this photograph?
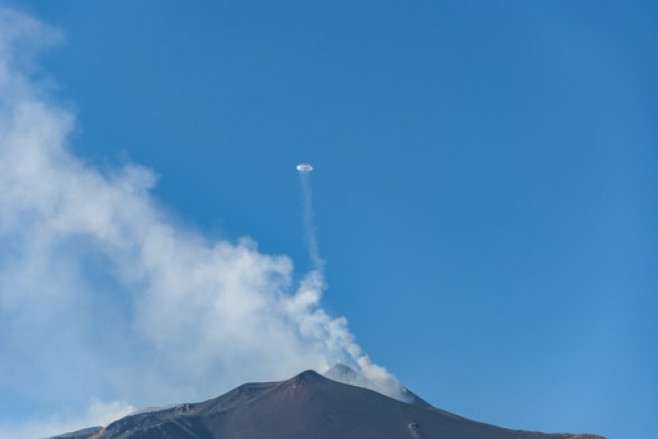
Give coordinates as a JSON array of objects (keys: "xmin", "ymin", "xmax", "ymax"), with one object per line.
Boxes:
[{"xmin": 50, "ymin": 369, "xmax": 605, "ymax": 439}]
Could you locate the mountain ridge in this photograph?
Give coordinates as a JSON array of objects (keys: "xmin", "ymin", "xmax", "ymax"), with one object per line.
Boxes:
[{"xmin": 49, "ymin": 369, "xmax": 605, "ymax": 439}]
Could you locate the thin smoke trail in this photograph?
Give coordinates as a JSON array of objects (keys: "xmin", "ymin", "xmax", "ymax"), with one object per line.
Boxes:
[
  {"xmin": 298, "ymin": 168, "xmax": 324, "ymax": 271},
  {"xmin": 294, "ymin": 163, "xmax": 412, "ymax": 403}
]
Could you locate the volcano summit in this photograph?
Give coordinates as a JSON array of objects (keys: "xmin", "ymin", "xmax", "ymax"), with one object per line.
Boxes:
[{"xmin": 49, "ymin": 368, "xmax": 604, "ymax": 439}]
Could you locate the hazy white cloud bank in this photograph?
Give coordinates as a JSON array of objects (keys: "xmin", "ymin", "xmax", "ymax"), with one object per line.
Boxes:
[
  {"xmin": 0, "ymin": 6, "xmax": 406, "ymax": 438},
  {"xmin": 0, "ymin": 400, "xmax": 135, "ymax": 439}
]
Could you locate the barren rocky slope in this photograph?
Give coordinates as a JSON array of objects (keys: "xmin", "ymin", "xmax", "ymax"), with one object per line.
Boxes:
[{"xmin": 50, "ymin": 370, "xmax": 605, "ymax": 439}]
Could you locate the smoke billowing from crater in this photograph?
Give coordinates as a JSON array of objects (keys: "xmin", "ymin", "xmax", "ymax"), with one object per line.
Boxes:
[
  {"xmin": 294, "ymin": 163, "xmax": 410, "ymax": 402},
  {"xmin": 0, "ymin": 7, "xmax": 406, "ymax": 439}
]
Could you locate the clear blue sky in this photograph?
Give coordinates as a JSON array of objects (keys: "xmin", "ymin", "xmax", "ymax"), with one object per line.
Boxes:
[{"xmin": 2, "ymin": 1, "xmax": 657, "ymax": 438}]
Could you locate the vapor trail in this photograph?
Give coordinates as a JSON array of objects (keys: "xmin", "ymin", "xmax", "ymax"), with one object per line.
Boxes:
[
  {"xmin": 297, "ymin": 165, "xmax": 323, "ymax": 271},
  {"xmin": 292, "ymin": 164, "xmax": 413, "ymax": 403}
]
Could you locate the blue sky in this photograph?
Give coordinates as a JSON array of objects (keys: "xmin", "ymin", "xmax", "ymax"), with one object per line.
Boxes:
[{"xmin": 0, "ymin": 1, "xmax": 656, "ymax": 438}]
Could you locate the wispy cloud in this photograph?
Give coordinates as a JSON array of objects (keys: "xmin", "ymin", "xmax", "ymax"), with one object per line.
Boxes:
[{"xmin": 0, "ymin": 6, "xmax": 405, "ymax": 438}]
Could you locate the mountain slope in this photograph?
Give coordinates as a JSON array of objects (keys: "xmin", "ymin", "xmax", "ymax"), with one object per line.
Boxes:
[{"xmin": 50, "ymin": 370, "xmax": 604, "ymax": 439}]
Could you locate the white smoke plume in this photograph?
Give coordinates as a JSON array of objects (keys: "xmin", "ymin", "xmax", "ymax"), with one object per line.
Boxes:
[
  {"xmin": 0, "ymin": 6, "xmax": 408, "ymax": 438},
  {"xmin": 294, "ymin": 166, "xmax": 411, "ymax": 401}
]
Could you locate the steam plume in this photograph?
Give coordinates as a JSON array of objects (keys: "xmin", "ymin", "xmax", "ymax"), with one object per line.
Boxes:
[
  {"xmin": 294, "ymin": 165, "xmax": 411, "ymax": 402},
  {"xmin": 0, "ymin": 7, "xmax": 408, "ymax": 438}
]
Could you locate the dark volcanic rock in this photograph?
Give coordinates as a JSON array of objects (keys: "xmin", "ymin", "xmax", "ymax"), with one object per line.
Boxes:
[
  {"xmin": 48, "ymin": 427, "xmax": 102, "ymax": 439},
  {"xmin": 50, "ymin": 370, "xmax": 605, "ymax": 439}
]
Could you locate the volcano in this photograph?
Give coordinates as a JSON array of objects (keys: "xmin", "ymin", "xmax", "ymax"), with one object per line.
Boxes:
[{"xmin": 50, "ymin": 368, "xmax": 604, "ymax": 439}]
